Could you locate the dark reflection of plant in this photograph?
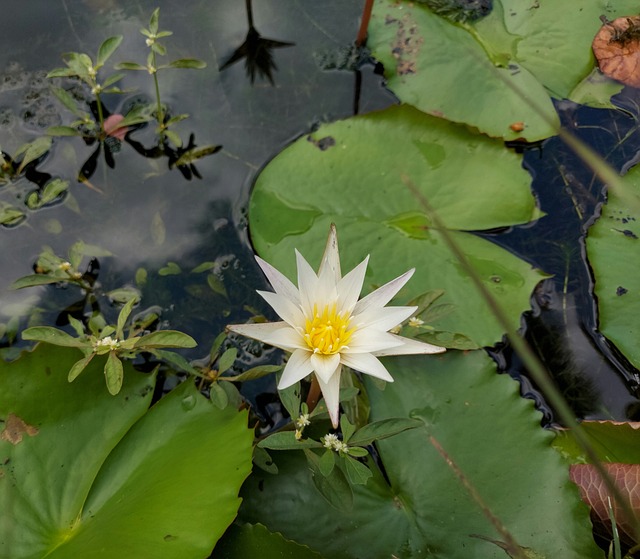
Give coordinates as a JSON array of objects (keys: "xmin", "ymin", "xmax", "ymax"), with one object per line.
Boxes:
[{"xmin": 219, "ymin": 0, "xmax": 294, "ymax": 85}]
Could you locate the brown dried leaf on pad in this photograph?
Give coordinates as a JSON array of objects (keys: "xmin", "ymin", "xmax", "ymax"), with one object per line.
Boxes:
[
  {"xmin": 593, "ymin": 16, "xmax": 640, "ymax": 88},
  {"xmin": 570, "ymin": 463, "xmax": 640, "ymax": 551}
]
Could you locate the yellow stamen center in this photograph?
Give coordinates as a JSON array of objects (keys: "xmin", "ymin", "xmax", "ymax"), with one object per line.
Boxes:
[{"xmin": 304, "ymin": 304, "xmax": 354, "ymax": 355}]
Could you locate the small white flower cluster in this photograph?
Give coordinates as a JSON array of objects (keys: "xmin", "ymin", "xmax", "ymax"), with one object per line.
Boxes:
[
  {"xmin": 321, "ymin": 433, "xmax": 349, "ymax": 454},
  {"xmin": 93, "ymin": 336, "xmax": 121, "ymax": 351},
  {"xmin": 294, "ymin": 413, "xmax": 311, "ymax": 440}
]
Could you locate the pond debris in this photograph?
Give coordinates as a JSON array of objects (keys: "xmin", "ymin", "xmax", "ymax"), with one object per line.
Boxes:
[
  {"xmin": 593, "ymin": 15, "xmax": 640, "ymax": 88},
  {"xmin": 414, "ymin": 0, "xmax": 493, "ymax": 23}
]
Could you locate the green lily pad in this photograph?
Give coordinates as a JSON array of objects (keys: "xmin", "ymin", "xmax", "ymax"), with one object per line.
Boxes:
[
  {"xmin": 0, "ymin": 344, "xmax": 253, "ymax": 558},
  {"xmin": 368, "ymin": 0, "xmax": 640, "ymax": 141},
  {"xmin": 239, "ymin": 351, "xmax": 601, "ymax": 558},
  {"xmin": 586, "ymin": 164, "xmax": 640, "ymax": 369},
  {"xmin": 249, "ymin": 105, "xmax": 546, "ymax": 347}
]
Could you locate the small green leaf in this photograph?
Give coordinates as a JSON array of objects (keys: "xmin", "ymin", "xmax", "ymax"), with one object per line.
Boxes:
[
  {"xmin": 11, "ymin": 274, "xmax": 62, "ymax": 289},
  {"xmin": 166, "ymin": 58, "xmax": 207, "ymax": 69},
  {"xmin": 219, "ymin": 381, "xmax": 243, "ymax": 410},
  {"xmin": 47, "ymin": 67, "xmax": 79, "ymax": 79},
  {"xmin": 97, "ymin": 36, "xmax": 123, "ymax": 67},
  {"xmin": 116, "ymin": 297, "xmax": 137, "ymax": 339},
  {"xmin": 50, "ymin": 86, "xmax": 83, "ymax": 113},
  {"xmin": 68, "ymin": 353, "xmax": 95, "ymax": 382},
  {"xmin": 304, "ymin": 449, "xmax": 353, "ymax": 511},
  {"xmin": 173, "ymin": 145, "xmax": 221, "ymax": 167},
  {"xmin": 253, "ymin": 446, "xmax": 278, "ymax": 475},
  {"xmin": 149, "ymin": 349, "xmax": 200, "ymax": 375},
  {"xmin": 22, "ymin": 326, "xmax": 87, "ymax": 348},
  {"xmin": 222, "ymin": 364, "xmax": 281, "ymax": 382},
  {"xmin": 416, "ymin": 330, "xmax": 480, "ymax": 350},
  {"xmin": 217, "ymin": 347, "xmax": 237, "ymax": 374},
  {"xmin": 258, "ymin": 432, "xmax": 323, "ymax": 451},
  {"xmin": 151, "ymin": 42, "xmax": 167, "ymax": 56},
  {"xmin": 114, "ymin": 61, "xmax": 148, "ymax": 71},
  {"xmin": 278, "ymin": 378, "xmax": 301, "ymax": 421},
  {"xmin": 149, "ymin": 8, "xmax": 160, "ymax": 34},
  {"xmin": 0, "ymin": 203, "xmax": 25, "ymax": 226},
  {"xmin": 343, "ymin": 455, "xmax": 373, "ymax": 486},
  {"xmin": 15, "ymin": 137, "xmax": 52, "ymax": 173},
  {"xmin": 340, "ymin": 415, "xmax": 356, "ymax": 443},
  {"xmin": 106, "ymin": 287, "xmax": 141, "ymax": 305},
  {"xmin": 158, "ymin": 261, "xmax": 181, "ymax": 276},
  {"xmin": 209, "ymin": 331, "xmax": 227, "ymax": 363},
  {"xmin": 102, "ymin": 72, "xmax": 124, "ymax": 88},
  {"xmin": 348, "ymin": 418, "xmax": 423, "ymax": 447},
  {"xmin": 191, "ymin": 261, "xmax": 215, "ymax": 273},
  {"xmin": 345, "ymin": 446, "xmax": 368, "ymax": 458},
  {"xmin": 207, "ymin": 274, "xmax": 228, "ymax": 297},
  {"xmin": 318, "ymin": 449, "xmax": 336, "ymax": 477},
  {"xmin": 408, "ymin": 289, "xmax": 446, "ymax": 315},
  {"xmin": 163, "ymin": 129, "xmax": 182, "ymax": 148},
  {"xmin": 67, "ymin": 315, "xmax": 86, "ymax": 338},
  {"xmin": 210, "ymin": 382, "xmax": 229, "ymax": 409},
  {"xmin": 135, "ymin": 267, "xmax": 147, "ymax": 287},
  {"xmin": 104, "ymin": 351, "xmax": 124, "ymax": 395},
  {"xmin": 134, "ymin": 330, "xmax": 197, "ymax": 349}
]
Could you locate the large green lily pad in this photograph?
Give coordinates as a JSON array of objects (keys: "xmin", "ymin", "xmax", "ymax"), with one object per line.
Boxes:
[
  {"xmin": 586, "ymin": 164, "xmax": 640, "ymax": 370},
  {"xmin": 249, "ymin": 105, "xmax": 546, "ymax": 347},
  {"xmin": 239, "ymin": 350, "xmax": 600, "ymax": 558},
  {"xmin": 368, "ymin": 0, "xmax": 639, "ymax": 141},
  {"xmin": 0, "ymin": 344, "xmax": 253, "ymax": 558}
]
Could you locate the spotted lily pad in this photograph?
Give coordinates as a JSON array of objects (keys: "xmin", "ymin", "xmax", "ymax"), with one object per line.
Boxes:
[{"xmin": 249, "ymin": 105, "xmax": 546, "ymax": 347}]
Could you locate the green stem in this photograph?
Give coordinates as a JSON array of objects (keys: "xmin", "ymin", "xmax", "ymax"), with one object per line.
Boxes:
[
  {"xmin": 151, "ymin": 50, "xmax": 164, "ymax": 135},
  {"xmin": 95, "ymin": 92, "xmax": 105, "ymax": 132}
]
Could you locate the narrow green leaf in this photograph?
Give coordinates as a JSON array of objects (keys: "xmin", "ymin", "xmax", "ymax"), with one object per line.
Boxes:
[
  {"xmin": 191, "ymin": 261, "xmax": 215, "ymax": 273},
  {"xmin": 209, "ymin": 331, "xmax": 227, "ymax": 363},
  {"xmin": 104, "ymin": 351, "xmax": 124, "ymax": 395},
  {"xmin": 217, "ymin": 347, "xmax": 237, "ymax": 374},
  {"xmin": 106, "ymin": 287, "xmax": 141, "ymax": 305},
  {"xmin": 68, "ymin": 353, "xmax": 95, "ymax": 382},
  {"xmin": 114, "ymin": 61, "xmax": 147, "ymax": 71},
  {"xmin": 134, "ymin": 330, "xmax": 197, "ymax": 349},
  {"xmin": 158, "ymin": 261, "xmax": 181, "ymax": 276},
  {"xmin": 116, "ymin": 297, "xmax": 137, "ymax": 339},
  {"xmin": 0, "ymin": 203, "xmax": 25, "ymax": 226},
  {"xmin": 50, "ymin": 86, "xmax": 83, "ymax": 113},
  {"xmin": 67, "ymin": 315, "xmax": 86, "ymax": 338},
  {"xmin": 16, "ymin": 137, "xmax": 52, "ymax": 173},
  {"xmin": 219, "ymin": 381, "xmax": 243, "ymax": 410},
  {"xmin": 97, "ymin": 36, "xmax": 123, "ymax": 67},
  {"xmin": 222, "ymin": 364, "xmax": 281, "ymax": 382},
  {"xmin": 148, "ymin": 349, "xmax": 200, "ymax": 375},
  {"xmin": 152, "ymin": 43, "xmax": 167, "ymax": 56},
  {"xmin": 102, "ymin": 72, "xmax": 124, "ymax": 88},
  {"xmin": 343, "ymin": 455, "xmax": 373, "ymax": 486},
  {"xmin": 167, "ymin": 58, "xmax": 206, "ymax": 69},
  {"xmin": 35, "ymin": 179, "xmax": 69, "ymax": 207},
  {"xmin": 348, "ymin": 418, "xmax": 423, "ymax": 447},
  {"xmin": 22, "ymin": 326, "xmax": 87, "ymax": 348},
  {"xmin": 148, "ymin": 8, "xmax": 160, "ymax": 34},
  {"xmin": 47, "ymin": 67, "xmax": 78, "ymax": 78},
  {"xmin": 11, "ymin": 274, "xmax": 63, "ymax": 289},
  {"xmin": 258, "ymin": 432, "xmax": 323, "ymax": 451},
  {"xmin": 207, "ymin": 274, "xmax": 228, "ymax": 297},
  {"xmin": 46, "ymin": 125, "xmax": 81, "ymax": 137},
  {"xmin": 340, "ymin": 415, "xmax": 356, "ymax": 443},
  {"xmin": 278, "ymin": 379, "xmax": 301, "ymax": 421},
  {"xmin": 345, "ymin": 446, "xmax": 368, "ymax": 458},
  {"xmin": 164, "ymin": 129, "xmax": 182, "ymax": 148}
]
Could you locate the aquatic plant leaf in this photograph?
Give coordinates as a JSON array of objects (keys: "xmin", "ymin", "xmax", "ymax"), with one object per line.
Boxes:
[
  {"xmin": 554, "ymin": 421, "xmax": 640, "ymax": 464},
  {"xmin": 21, "ymin": 326, "xmax": 87, "ymax": 348},
  {"xmin": 96, "ymin": 36, "xmax": 123, "ymax": 68},
  {"xmin": 133, "ymin": 330, "xmax": 197, "ymax": 349},
  {"xmin": 586, "ymin": 163, "xmax": 640, "ymax": 369},
  {"xmin": 0, "ymin": 344, "xmax": 253, "ymax": 558},
  {"xmin": 239, "ymin": 350, "xmax": 601, "ymax": 558},
  {"xmin": 368, "ymin": 0, "xmax": 640, "ymax": 140},
  {"xmin": 166, "ymin": 58, "xmax": 207, "ymax": 69},
  {"xmin": 347, "ymin": 418, "xmax": 422, "ymax": 446},
  {"xmin": 249, "ymin": 105, "xmax": 546, "ymax": 347},
  {"xmin": 215, "ymin": 523, "xmax": 325, "ymax": 559}
]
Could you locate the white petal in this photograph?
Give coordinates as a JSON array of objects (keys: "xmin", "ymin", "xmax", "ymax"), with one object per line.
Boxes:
[
  {"xmin": 257, "ymin": 290, "xmax": 305, "ymax": 328},
  {"xmin": 371, "ymin": 334, "xmax": 446, "ymax": 356},
  {"xmin": 316, "ymin": 365, "xmax": 342, "ymax": 428},
  {"xmin": 353, "ymin": 268, "xmax": 415, "ymax": 314},
  {"xmin": 317, "ymin": 223, "xmax": 341, "ymax": 284},
  {"xmin": 255, "ymin": 255, "xmax": 300, "ymax": 303},
  {"xmin": 346, "ymin": 328, "xmax": 405, "ymax": 354},
  {"xmin": 340, "ymin": 352, "xmax": 394, "ymax": 382},
  {"xmin": 352, "ymin": 306, "xmax": 417, "ymax": 332},
  {"xmin": 336, "ymin": 256, "xmax": 369, "ymax": 314},
  {"xmin": 262, "ymin": 327, "xmax": 308, "ymax": 352},
  {"xmin": 310, "ymin": 352, "xmax": 341, "ymax": 384},
  {"xmin": 278, "ymin": 349, "xmax": 315, "ymax": 389},
  {"xmin": 227, "ymin": 321, "xmax": 289, "ymax": 344},
  {"xmin": 316, "ymin": 260, "xmax": 339, "ymax": 306},
  {"xmin": 228, "ymin": 322, "xmax": 305, "ymax": 352},
  {"xmin": 296, "ymin": 250, "xmax": 320, "ymax": 317}
]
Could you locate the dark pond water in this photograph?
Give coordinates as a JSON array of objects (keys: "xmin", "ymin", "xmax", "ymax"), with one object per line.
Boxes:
[{"xmin": 1, "ymin": 0, "xmax": 639, "ymax": 424}]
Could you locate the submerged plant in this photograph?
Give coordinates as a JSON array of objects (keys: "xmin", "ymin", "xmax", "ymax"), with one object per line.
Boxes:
[{"xmin": 228, "ymin": 224, "xmax": 445, "ymax": 427}]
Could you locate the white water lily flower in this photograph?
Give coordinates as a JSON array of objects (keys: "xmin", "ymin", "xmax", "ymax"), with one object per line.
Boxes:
[{"xmin": 228, "ymin": 224, "xmax": 445, "ymax": 427}]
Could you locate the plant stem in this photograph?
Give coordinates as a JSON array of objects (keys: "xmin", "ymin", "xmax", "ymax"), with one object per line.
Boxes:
[
  {"xmin": 356, "ymin": 0, "xmax": 374, "ymax": 47},
  {"xmin": 151, "ymin": 50, "xmax": 164, "ymax": 134},
  {"xmin": 95, "ymin": 92, "xmax": 105, "ymax": 131}
]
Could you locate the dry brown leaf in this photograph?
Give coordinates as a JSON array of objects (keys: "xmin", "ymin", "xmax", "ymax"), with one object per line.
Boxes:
[{"xmin": 593, "ymin": 16, "xmax": 640, "ymax": 88}]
